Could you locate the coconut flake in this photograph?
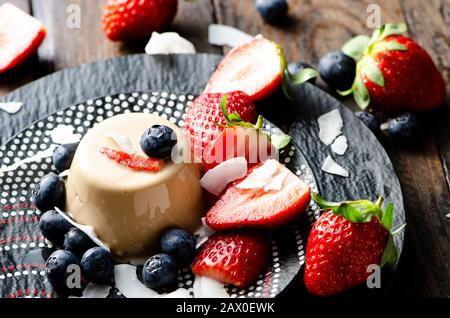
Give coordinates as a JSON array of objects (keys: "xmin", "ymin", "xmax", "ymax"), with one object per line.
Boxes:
[
  {"xmin": 48, "ymin": 125, "xmax": 81, "ymax": 144},
  {"xmin": 194, "ymin": 217, "xmax": 215, "ymax": 249},
  {"xmin": 145, "ymin": 32, "xmax": 196, "ymax": 55},
  {"xmin": 318, "ymin": 109, "xmax": 343, "ymax": 145},
  {"xmin": 264, "ymin": 170, "xmax": 289, "ymax": 191},
  {"xmin": 69, "ymin": 283, "xmax": 111, "ymax": 298},
  {"xmin": 0, "ymin": 102, "xmax": 23, "ymax": 114},
  {"xmin": 54, "ymin": 207, "xmax": 110, "ymax": 251},
  {"xmin": 105, "ymin": 131, "xmax": 135, "ymax": 154},
  {"xmin": 59, "ymin": 170, "xmax": 70, "ymax": 178},
  {"xmin": 331, "ymin": 135, "xmax": 348, "ymax": 155},
  {"xmin": 200, "ymin": 157, "xmax": 248, "ymax": 196},
  {"xmin": 321, "ymin": 155, "xmax": 349, "ymax": 177},
  {"xmin": 208, "ymin": 24, "xmax": 253, "ymax": 48},
  {"xmin": 236, "ymin": 159, "xmax": 280, "ymax": 190},
  {"xmin": 193, "ymin": 276, "xmax": 229, "ymax": 298},
  {"xmin": 0, "ymin": 144, "xmax": 58, "ymax": 173},
  {"xmin": 114, "ymin": 264, "xmax": 159, "ymax": 298}
]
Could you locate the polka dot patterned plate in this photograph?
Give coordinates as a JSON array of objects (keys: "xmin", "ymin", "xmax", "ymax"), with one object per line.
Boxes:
[{"xmin": 0, "ymin": 91, "xmax": 319, "ymax": 298}]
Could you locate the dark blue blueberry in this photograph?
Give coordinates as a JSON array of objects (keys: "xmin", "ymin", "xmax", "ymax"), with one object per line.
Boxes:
[
  {"xmin": 46, "ymin": 250, "xmax": 82, "ymax": 296},
  {"xmin": 140, "ymin": 125, "xmax": 177, "ymax": 159},
  {"xmin": 63, "ymin": 227, "xmax": 96, "ymax": 259},
  {"xmin": 33, "ymin": 172, "xmax": 65, "ymax": 212},
  {"xmin": 39, "ymin": 209, "xmax": 72, "ymax": 246},
  {"xmin": 142, "ymin": 253, "xmax": 178, "ymax": 291},
  {"xmin": 80, "ymin": 247, "xmax": 114, "ymax": 284},
  {"xmin": 319, "ymin": 51, "xmax": 356, "ymax": 91},
  {"xmin": 355, "ymin": 111, "xmax": 381, "ymax": 137},
  {"xmin": 161, "ymin": 228, "xmax": 196, "ymax": 266},
  {"xmin": 388, "ymin": 113, "xmax": 419, "ymax": 143},
  {"xmin": 52, "ymin": 143, "xmax": 79, "ymax": 172},
  {"xmin": 288, "ymin": 61, "xmax": 317, "ymax": 85},
  {"xmin": 255, "ymin": 0, "xmax": 288, "ymax": 24}
]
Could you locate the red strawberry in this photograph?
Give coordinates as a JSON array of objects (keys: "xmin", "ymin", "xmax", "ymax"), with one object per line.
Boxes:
[
  {"xmin": 102, "ymin": 0, "xmax": 178, "ymax": 42},
  {"xmin": 98, "ymin": 147, "xmax": 164, "ymax": 172},
  {"xmin": 206, "ymin": 160, "xmax": 311, "ymax": 230},
  {"xmin": 204, "ymin": 35, "xmax": 286, "ymax": 101},
  {"xmin": 184, "ymin": 91, "xmax": 258, "ymax": 162},
  {"xmin": 191, "ymin": 231, "xmax": 270, "ymax": 288},
  {"xmin": 304, "ymin": 194, "xmax": 402, "ymax": 296},
  {"xmin": 342, "ymin": 23, "xmax": 446, "ymax": 112},
  {"xmin": 0, "ymin": 3, "xmax": 46, "ymax": 74}
]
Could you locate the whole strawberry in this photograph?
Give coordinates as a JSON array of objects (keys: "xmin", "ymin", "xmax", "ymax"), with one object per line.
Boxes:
[
  {"xmin": 192, "ymin": 231, "xmax": 270, "ymax": 288},
  {"xmin": 304, "ymin": 194, "xmax": 404, "ymax": 296},
  {"xmin": 102, "ymin": 0, "xmax": 178, "ymax": 42},
  {"xmin": 341, "ymin": 23, "xmax": 446, "ymax": 113},
  {"xmin": 184, "ymin": 91, "xmax": 259, "ymax": 161}
]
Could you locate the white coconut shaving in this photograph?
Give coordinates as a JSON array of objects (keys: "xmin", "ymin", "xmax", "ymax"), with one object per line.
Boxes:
[
  {"xmin": 0, "ymin": 102, "xmax": 23, "ymax": 114},
  {"xmin": 200, "ymin": 157, "xmax": 248, "ymax": 196},
  {"xmin": 0, "ymin": 144, "xmax": 58, "ymax": 173},
  {"xmin": 193, "ymin": 276, "xmax": 229, "ymax": 298},
  {"xmin": 194, "ymin": 217, "xmax": 215, "ymax": 249},
  {"xmin": 321, "ymin": 155, "xmax": 349, "ymax": 178},
  {"xmin": 59, "ymin": 170, "xmax": 70, "ymax": 178},
  {"xmin": 68, "ymin": 283, "xmax": 111, "ymax": 298},
  {"xmin": 105, "ymin": 131, "xmax": 135, "ymax": 154},
  {"xmin": 145, "ymin": 32, "xmax": 196, "ymax": 55},
  {"xmin": 331, "ymin": 135, "xmax": 348, "ymax": 156},
  {"xmin": 208, "ymin": 24, "xmax": 253, "ymax": 48},
  {"xmin": 263, "ymin": 170, "xmax": 289, "ymax": 191},
  {"xmin": 54, "ymin": 207, "xmax": 110, "ymax": 251},
  {"xmin": 318, "ymin": 109, "xmax": 343, "ymax": 145},
  {"xmin": 237, "ymin": 159, "xmax": 280, "ymax": 190},
  {"xmin": 114, "ymin": 264, "xmax": 159, "ymax": 298},
  {"xmin": 48, "ymin": 125, "xmax": 81, "ymax": 144}
]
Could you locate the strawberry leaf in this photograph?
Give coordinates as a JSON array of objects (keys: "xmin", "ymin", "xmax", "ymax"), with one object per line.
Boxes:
[
  {"xmin": 342, "ymin": 35, "xmax": 371, "ymax": 61},
  {"xmin": 215, "ymin": 94, "xmax": 263, "ymax": 129},
  {"xmin": 381, "ymin": 203, "xmax": 394, "ymax": 231},
  {"xmin": 289, "ymin": 68, "xmax": 318, "ymax": 85},
  {"xmin": 372, "ymin": 41, "xmax": 407, "ymax": 54},
  {"xmin": 353, "ymin": 70, "xmax": 371, "ymax": 109},
  {"xmin": 361, "ymin": 58, "xmax": 384, "ymax": 87},
  {"xmin": 271, "ymin": 133, "xmax": 291, "ymax": 149},
  {"xmin": 368, "ymin": 23, "xmax": 407, "ymax": 51},
  {"xmin": 380, "ymin": 235, "xmax": 398, "ymax": 267}
]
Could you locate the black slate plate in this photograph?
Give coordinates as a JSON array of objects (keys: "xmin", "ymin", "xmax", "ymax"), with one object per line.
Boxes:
[{"xmin": 0, "ymin": 54, "xmax": 405, "ymax": 299}]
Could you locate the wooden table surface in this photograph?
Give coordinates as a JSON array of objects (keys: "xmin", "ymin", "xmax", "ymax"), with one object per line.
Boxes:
[{"xmin": 0, "ymin": 0, "xmax": 448, "ymax": 298}]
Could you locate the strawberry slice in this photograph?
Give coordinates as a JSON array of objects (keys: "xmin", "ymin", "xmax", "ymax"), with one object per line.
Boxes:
[
  {"xmin": 191, "ymin": 231, "xmax": 270, "ymax": 288},
  {"xmin": 99, "ymin": 147, "xmax": 164, "ymax": 172},
  {"xmin": 204, "ymin": 35, "xmax": 285, "ymax": 101},
  {"xmin": 206, "ymin": 160, "xmax": 311, "ymax": 230},
  {"xmin": 0, "ymin": 3, "xmax": 46, "ymax": 74}
]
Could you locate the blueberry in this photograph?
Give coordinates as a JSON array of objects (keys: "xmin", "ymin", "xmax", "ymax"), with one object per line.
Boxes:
[
  {"xmin": 388, "ymin": 113, "xmax": 419, "ymax": 143},
  {"xmin": 288, "ymin": 61, "xmax": 317, "ymax": 85},
  {"xmin": 140, "ymin": 125, "xmax": 177, "ymax": 159},
  {"xmin": 53, "ymin": 143, "xmax": 78, "ymax": 172},
  {"xmin": 80, "ymin": 247, "xmax": 114, "ymax": 284},
  {"xmin": 255, "ymin": 0, "xmax": 288, "ymax": 24},
  {"xmin": 142, "ymin": 253, "xmax": 177, "ymax": 291},
  {"xmin": 161, "ymin": 228, "xmax": 196, "ymax": 266},
  {"xmin": 355, "ymin": 111, "xmax": 381, "ymax": 137},
  {"xmin": 319, "ymin": 51, "xmax": 356, "ymax": 91},
  {"xmin": 63, "ymin": 227, "xmax": 96, "ymax": 259},
  {"xmin": 33, "ymin": 172, "xmax": 65, "ymax": 212},
  {"xmin": 46, "ymin": 250, "xmax": 82, "ymax": 296},
  {"xmin": 39, "ymin": 210, "xmax": 72, "ymax": 246}
]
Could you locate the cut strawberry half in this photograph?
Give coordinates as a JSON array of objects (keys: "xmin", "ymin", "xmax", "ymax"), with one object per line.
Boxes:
[
  {"xmin": 0, "ymin": 3, "xmax": 46, "ymax": 74},
  {"xmin": 204, "ymin": 35, "xmax": 285, "ymax": 101},
  {"xmin": 191, "ymin": 231, "xmax": 270, "ymax": 288},
  {"xmin": 206, "ymin": 160, "xmax": 311, "ymax": 230},
  {"xmin": 99, "ymin": 147, "xmax": 164, "ymax": 172}
]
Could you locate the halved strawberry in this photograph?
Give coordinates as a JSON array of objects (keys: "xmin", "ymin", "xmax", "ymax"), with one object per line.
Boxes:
[
  {"xmin": 191, "ymin": 231, "xmax": 270, "ymax": 288},
  {"xmin": 98, "ymin": 147, "xmax": 164, "ymax": 172},
  {"xmin": 0, "ymin": 3, "xmax": 46, "ymax": 74},
  {"xmin": 204, "ymin": 35, "xmax": 286, "ymax": 101},
  {"xmin": 206, "ymin": 160, "xmax": 311, "ymax": 230}
]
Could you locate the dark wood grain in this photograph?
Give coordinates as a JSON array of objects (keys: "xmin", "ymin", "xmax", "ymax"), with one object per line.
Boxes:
[{"xmin": 0, "ymin": 0, "xmax": 448, "ymax": 297}]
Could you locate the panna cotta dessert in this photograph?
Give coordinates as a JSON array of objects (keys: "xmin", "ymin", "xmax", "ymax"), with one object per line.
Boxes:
[{"xmin": 65, "ymin": 113, "xmax": 203, "ymax": 258}]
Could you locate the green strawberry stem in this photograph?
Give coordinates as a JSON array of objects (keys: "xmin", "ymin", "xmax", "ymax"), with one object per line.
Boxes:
[
  {"xmin": 212, "ymin": 94, "xmax": 263, "ymax": 129},
  {"xmin": 313, "ymin": 193, "xmax": 406, "ymax": 267}
]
